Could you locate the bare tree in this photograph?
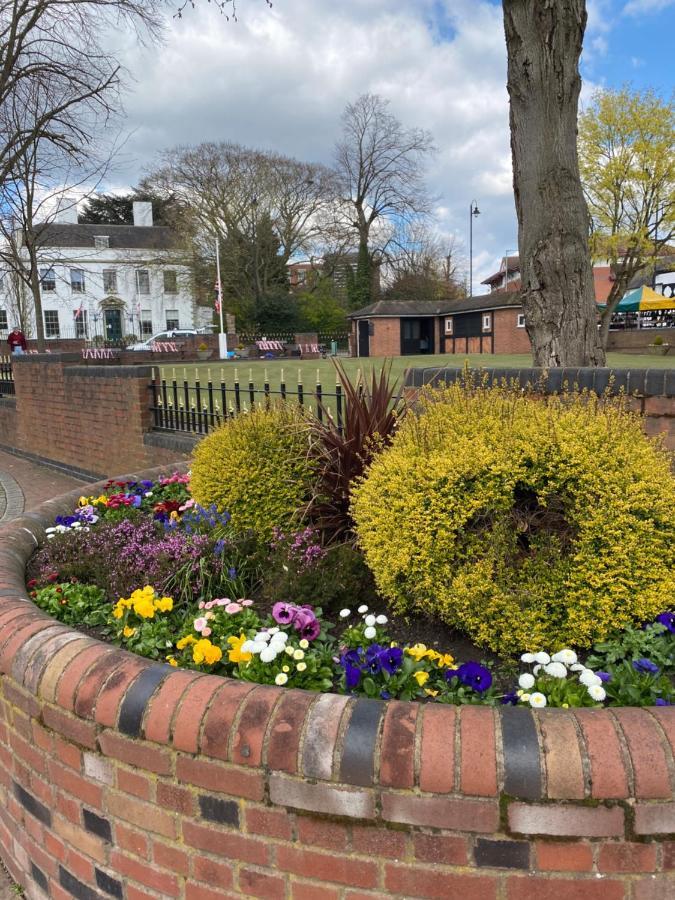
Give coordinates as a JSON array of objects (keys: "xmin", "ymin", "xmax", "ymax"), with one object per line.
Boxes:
[
  {"xmin": 334, "ymin": 93, "xmax": 435, "ymax": 309},
  {"xmin": 0, "ymin": 0, "xmax": 163, "ymax": 187},
  {"xmin": 503, "ymin": 0, "xmax": 605, "ymax": 367}
]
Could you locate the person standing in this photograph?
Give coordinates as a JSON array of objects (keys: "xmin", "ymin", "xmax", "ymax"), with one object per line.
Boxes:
[{"xmin": 7, "ymin": 327, "xmax": 27, "ymax": 355}]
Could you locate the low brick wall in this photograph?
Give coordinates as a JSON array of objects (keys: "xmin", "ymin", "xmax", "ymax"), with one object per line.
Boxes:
[
  {"xmin": 0, "ymin": 471, "xmax": 673, "ymax": 899},
  {"xmin": 404, "ymin": 366, "xmax": 675, "ymax": 451}
]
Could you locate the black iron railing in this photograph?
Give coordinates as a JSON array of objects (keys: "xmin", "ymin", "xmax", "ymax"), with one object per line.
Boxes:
[{"xmin": 0, "ymin": 356, "xmax": 15, "ymax": 396}]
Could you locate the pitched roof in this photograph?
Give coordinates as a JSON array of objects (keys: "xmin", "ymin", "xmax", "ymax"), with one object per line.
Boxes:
[
  {"xmin": 481, "ymin": 255, "xmax": 520, "ymax": 285},
  {"xmin": 348, "ymin": 294, "xmax": 522, "ymax": 319},
  {"xmin": 34, "ymin": 223, "xmax": 182, "ymax": 251}
]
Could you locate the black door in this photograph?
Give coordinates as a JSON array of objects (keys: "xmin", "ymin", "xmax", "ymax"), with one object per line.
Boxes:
[
  {"xmin": 400, "ymin": 317, "xmax": 434, "ymax": 355},
  {"xmin": 104, "ymin": 308, "xmax": 122, "ymax": 343},
  {"xmin": 358, "ymin": 320, "xmax": 370, "ymax": 357}
]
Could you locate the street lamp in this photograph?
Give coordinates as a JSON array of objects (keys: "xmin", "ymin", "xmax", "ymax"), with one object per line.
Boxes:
[
  {"xmin": 469, "ymin": 200, "xmax": 481, "ymax": 297},
  {"xmin": 251, "ymin": 195, "xmax": 261, "ymax": 303}
]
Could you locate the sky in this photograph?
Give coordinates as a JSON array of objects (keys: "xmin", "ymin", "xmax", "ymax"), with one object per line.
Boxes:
[{"xmin": 107, "ymin": 0, "xmax": 675, "ymax": 293}]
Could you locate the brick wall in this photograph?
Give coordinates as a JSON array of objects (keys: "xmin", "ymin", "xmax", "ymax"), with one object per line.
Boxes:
[
  {"xmin": 607, "ymin": 328, "xmax": 675, "ymax": 351},
  {"xmin": 370, "ymin": 319, "xmax": 401, "ymax": 357},
  {"xmin": 0, "ymin": 476, "xmax": 673, "ymax": 899},
  {"xmin": 0, "ymin": 355, "xmax": 191, "ymax": 478},
  {"xmin": 493, "ymin": 308, "xmax": 532, "ymax": 354}
]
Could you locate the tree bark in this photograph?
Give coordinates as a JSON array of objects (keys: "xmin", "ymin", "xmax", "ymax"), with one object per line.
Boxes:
[{"xmin": 503, "ymin": 0, "xmax": 605, "ymax": 367}]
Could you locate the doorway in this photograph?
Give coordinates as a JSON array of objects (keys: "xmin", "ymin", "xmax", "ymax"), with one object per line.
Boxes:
[
  {"xmin": 400, "ymin": 317, "xmax": 434, "ymax": 355},
  {"xmin": 104, "ymin": 308, "xmax": 122, "ymax": 343},
  {"xmin": 358, "ymin": 320, "xmax": 370, "ymax": 357}
]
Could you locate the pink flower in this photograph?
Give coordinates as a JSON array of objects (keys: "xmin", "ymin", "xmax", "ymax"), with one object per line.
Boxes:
[
  {"xmin": 198, "ymin": 601, "xmax": 205, "ymax": 609},
  {"xmin": 225, "ymin": 603, "xmax": 242, "ymax": 614},
  {"xmin": 179, "ymin": 499, "xmax": 196, "ymax": 511},
  {"xmin": 241, "ymin": 599, "xmax": 254, "ymax": 607},
  {"xmin": 204, "ymin": 601, "xmax": 214, "ymax": 610},
  {"xmin": 201, "ymin": 627, "xmax": 212, "ymax": 637},
  {"xmin": 194, "ymin": 617, "xmax": 208, "ymax": 632}
]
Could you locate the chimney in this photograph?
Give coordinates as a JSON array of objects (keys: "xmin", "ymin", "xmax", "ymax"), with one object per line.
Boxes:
[
  {"xmin": 133, "ymin": 201, "xmax": 153, "ymax": 227},
  {"xmin": 54, "ymin": 197, "xmax": 79, "ymax": 224}
]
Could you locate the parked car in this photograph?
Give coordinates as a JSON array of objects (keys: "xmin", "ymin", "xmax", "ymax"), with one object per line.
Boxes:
[{"xmin": 128, "ymin": 330, "xmax": 199, "ymax": 351}]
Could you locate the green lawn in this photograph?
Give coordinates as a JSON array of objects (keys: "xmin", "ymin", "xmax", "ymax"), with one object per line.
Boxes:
[{"xmin": 154, "ymin": 351, "xmax": 674, "ymax": 391}]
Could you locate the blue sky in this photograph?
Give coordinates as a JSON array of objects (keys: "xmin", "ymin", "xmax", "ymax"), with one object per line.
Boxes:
[{"xmin": 106, "ymin": 0, "xmax": 674, "ymax": 291}]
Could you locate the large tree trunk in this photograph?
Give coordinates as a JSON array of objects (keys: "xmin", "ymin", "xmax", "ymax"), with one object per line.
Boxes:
[{"xmin": 503, "ymin": 0, "xmax": 605, "ymax": 367}]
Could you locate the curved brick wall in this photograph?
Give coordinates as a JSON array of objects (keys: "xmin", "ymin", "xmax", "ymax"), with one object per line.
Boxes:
[{"xmin": 0, "ymin": 467, "xmax": 673, "ymax": 900}]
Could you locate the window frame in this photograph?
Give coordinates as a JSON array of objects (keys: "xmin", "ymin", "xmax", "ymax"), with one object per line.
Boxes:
[
  {"xmin": 40, "ymin": 268, "xmax": 56, "ymax": 292},
  {"xmin": 140, "ymin": 309, "xmax": 153, "ymax": 337},
  {"xmin": 517, "ymin": 313, "xmax": 526, "ymax": 328},
  {"xmin": 163, "ymin": 270, "xmax": 178, "ymax": 294},
  {"xmin": 73, "ymin": 309, "xmax": 89, "ymax": 339},
  {"xmin": 165, "ymin": 309, "xmax": 179, "ymax": 331},
  {"xmin": 102, "ymin": 269, "xmax": 117, "ymax": 294},
  {"xmin": 445, "ymin": 317, "xmax": 453, "ymax": 335},
  {"xmin": 0, "ymin": 310, "xmax": 8, "ymax": 332},
  {"xmin": 136, "ymin": 269, "xmax": 150, "ymax": 295},
  {"xmin": 44, "ymin": 310, "xmax": 60, "ymax": 338},
  {"xmin": 94, "ymin": 235, "xmax": 110, "ymax": 250},
  {"xmin": 70, "ymin": 269, "xmax": 85, "ymax": 293},
  {"xmin": 482, "ymin": 313, "xmax": 492, "ymax": 332}
]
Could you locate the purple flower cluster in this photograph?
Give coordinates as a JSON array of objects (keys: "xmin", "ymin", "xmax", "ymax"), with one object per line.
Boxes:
[
  {"xmin": 272, "ymin": 527, "xmax": 327, "ymax": 571},
  {"xmin": 655, "ymin": 611, "xmax": 675, "ymax": 634},
  {"xmin": 339, "ymin": 644, "xmax": 404, "ymax": 690},
  {"xmin": 633, "ymin": 658, "xmax": 660, "ymax": 675},
  {"xmin": 445, "ymin": 661, "xmax": 493, "ymax": 693},
  {"xmin": 271, "ymin": 602, "xmax": 321, "ymax": 640}
]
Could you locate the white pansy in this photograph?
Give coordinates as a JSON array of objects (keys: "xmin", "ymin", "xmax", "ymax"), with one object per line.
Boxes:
[
  {"xmin": 364, "ymin": 626, "xmax": 377, "ymax": 639},
  {"xmin": 241, "ymin": 641, "xmax": 256, "ymax": 654},
  {"xmin": 529, "ymin": 692, "xmax": 547, "ymax": 708},
  {"xmin": 544, "ymin": 662, "xmax": 568, "ymax": 679},
  {"xmin": 251, "ymin": 641, "xmax": 268, "ymax": 656},
  {"xmin": 552, "ymin": 649, "xmax": 577, "ymax": 666},
  {"xmin": 364, "ymin": 614, "xmax": 376, "ymax": 627},
  {"xmin": 520, "ymin": 653, "xmax": 536, "ymax": 663},
  {"xmin": 259, "ymin": 646, "xmax": 278, "ymax": 663},
  {"xmin": 339, "ymin": 609, "xmax": 351, "ymax": 618},
  {"xmin": 268, "ymin": 627, "xmax": 280, "ymax": 634},
  {"xmin": 534, "ymin": 652, "xmax": 551, "ymax": 665},
  {"xmin": 569, "ymin": 663, "xmax": 585, "ymax": 672},
  {"xmin": 587, "ymin": 684, "xmax": 606, "ymax": 702},
  {"xmin": 533, "ymin": 664, "xmax": 542, "ymax": 675},
  {"xmin": 275, "ymin": 673, "xmax": 288, "ymax": 686},
  {"xmin": 579, "ymin": 669, "xmax": 602, "ymax": 686},
  {"xmin": 518, "ymin": 673, "xmax": 535, "ymax": 690},
  {"xmin": 253, "ymin": 631, "xmax": 271, "ymax": 643},
  {"xmin": 376, "ymin": 615, "xmax": 388, "ymax": 625},
  {"xmin": 357, "ymin": 605, "xmax": 369, "ymax": 614}
]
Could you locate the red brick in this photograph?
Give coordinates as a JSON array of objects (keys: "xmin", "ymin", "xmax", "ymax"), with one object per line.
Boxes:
[
  {"xmin": 351, "ymin": 825, "xmax": 406, "ymax": 860},
  {"xmin": 614, "ymin": 709, "xmax": 672, "ymax": 799},
  {"xmin": 53, "ymin": 816, "xmax": 106, "ymax": 864},
  {"xmin": 0, "ymin": 619, "xmax": 53, "ymax": 673},
  {"xmin": 459, "ymin": 706, "xmax": 497, "ymax": 797},
  {"xmin": 156, "ymin": 781, "xmax": 195, "ymax": 816},
  {"xmin": 65, "ymin": 847, "xmax": 95, "ymax": 883},
  {"xmin": 74, "ymin": 653, "xmax": 127, "ymax": 719},
  {"xmin": 115, "ymin": 823, "xmax": 149, "ymax": 859},
  {"xmin": 290, "ymin": 882, "xmax": 341, "ymax": 900},
  {"xmin": 598, "ymin": 841, "xmax": 657, "ymax": 873},
  {"xmin": 192, "ymin": 856, "xmax": 235, "ymax": 889},
  {"xmin": 379, "ymin": 700, "xmax": 418, "ymax": 789},
  {"xmin": 664, "ymin": 842, "xmax": 675, "ymax": 870},
  {"xmin": 239, "ymin": 867, "xmax": 285, "ymax": 899},
  {"xmin": 200, "ymin": 680, "xmax": 256, "ymax": 760},
  {"xmin": 127, "ymin": 887, "xmax": 159, "ymax": 900},
  {"xmin": 99, "ymin": 731, "xmax": 171, "ymax": 776},
  {"xmin": 3, "ymin": 680, "xmax": 42, "ymax": 719},
  {"xmin": 183, "ymin": 821, "xmax": 269, "ymax": 866},
  {"xmin": 143, "ymin": 669, "xmax": 201, "ymax": 744},
  {"xmin": 153, "ymin": 840, "xmax": 190, "ymax": 876},
  {"xmin": 276, "ymin": 846, "xmax": 378, "ymax": 889},
  {"xmin": 48, "ymin": 760, "xmax": 103, "ymax": 808},
  {"xmin": 633, "ymin": 875, "xmax": 675, "ymax": 900},
  {"xmin": 244, "ymin": 805, "xmax": 293, "ymax": 841},
  {"xmin": 301, "ymin": 693, "xmax": 349, "ymax": 781},
  {"xmin": 9, "ymin": 732, "xmax": 47, "ymax": 776},
  {"xmin": 651, "ymin": 708, "xmax": 675, "ymax": 760},
  {"xmin": 266, "ymin": 689, "xmax": 315, "ymax": 774},
  {"xmin": 93, "ymin": 656, "xmax": 148, "ymax": 728},
  {"xmin": 116, "ymin": 767, "xmax": 153, "ymax": 801},
  {"xmin": 634, "ymin": 803, "xmax": 675, "ymax": 835},
  {"xmin": 412, "ymin": 832, "xmax": 468, "ymax": 865},
  {"xmin": 506, "ymin": 875, "xmax": 625, "ymax": 900},
  {"xmin": 56, "ymin": 644, "xmax": 110, "ymax": 711},
  {"xmin": 508, "ymin": 802, "xmax": 624, "ymax": 837},
  {"xmin": 53, "ymin": 735, "xmax": 82, "ymax": 771},
  {"xmin": 110, "ymin": 850, "xmax": 180, "ymax": 897},
  {"xmin": 539, "ymin": 710, "xmax": 585, "ymax": 800},
  {"xmin": 185, "ymin": 884, "xmax": 238, "ymax": 900},
  {"xmin": 176, "ymin": 756, "xmax": 264, "ymax": 801},
  {"xmin": 381, "ymin": 791, "xmax": 498, "ymax": 833},
  {"xmin": 535, "ymin": 841, "xmax": 594, "ymax": 872},
  {"xmin": 107, "ymin": 792, "xmax": 177, "ymax": 839},
  {"xmin": 38, "ymin": 638, "xmax": 95, "ymax": 703},
  {"xmin": 230, "ymin": 684, "xmax": 280, "ymax": 767},
  {"xmin": 574, "ymin": 709, "xmax": 629, "ymax": 799},
  {"xmin": 385, "ymin": 864, "xmax": 497, "ymax": 900},
  {"xmin": 171, "ymin": 675, "xmax": 223, "ymax": 754},
  {"xmin": 419, "ymin": 703, "xmax": 455, "ymax": 793},
  {"xmin": 297, "ymin": 816, "xmax": 348, "ymax": 851},
  {"xmin": 42, "ymin": 706, "xmax": 98, "ymax": 750}
]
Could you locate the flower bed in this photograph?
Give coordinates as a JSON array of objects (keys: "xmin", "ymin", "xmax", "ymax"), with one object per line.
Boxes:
[{"xmin": 0, "ymin": 469, "xmax": 673, "ymax": 899}]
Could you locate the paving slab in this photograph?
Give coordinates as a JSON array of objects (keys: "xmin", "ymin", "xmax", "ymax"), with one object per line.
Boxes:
[{"xmin": 0, "ymin": 449, "xmax": 86, "ymax": 522}]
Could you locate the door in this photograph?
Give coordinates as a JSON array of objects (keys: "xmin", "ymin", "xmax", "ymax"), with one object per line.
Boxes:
[
  {"xmin": 358, "ymin": 320, "xmax": 370, "ymax": 357},
  {"xmin": 104, "ymin": 308, "xmax": 122, "ymax": 344},
  {"xmin": 400, "ymin": 318, "xmax": 434, "ymax": 355}
]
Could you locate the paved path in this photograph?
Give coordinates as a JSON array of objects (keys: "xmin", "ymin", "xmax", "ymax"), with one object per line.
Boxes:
[{"xmin": 0, "ymin": 449, "xmax": 86, "ymax": 523}]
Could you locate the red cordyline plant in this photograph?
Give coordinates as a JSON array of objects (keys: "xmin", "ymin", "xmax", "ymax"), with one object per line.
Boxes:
[{"xmin": 306, "ymin": 360, "xmax": 405, "ymax": 541}]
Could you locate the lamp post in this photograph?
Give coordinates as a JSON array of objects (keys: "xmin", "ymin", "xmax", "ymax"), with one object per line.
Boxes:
[
  {"xmin": 469, "ymin": 200, "xmax": 481, "ymax": 297},
  {"xmin": 251, "ymin": 195, "xmax": 261, "ymax": 303}
]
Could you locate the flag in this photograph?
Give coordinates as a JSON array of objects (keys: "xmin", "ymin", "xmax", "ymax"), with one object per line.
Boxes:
[
  {"xmin": 74, "ymin": 304, "xmax": 83, "ymax": 320},
  {"xmin": 214, "ymin": 279, "xmax": 222, "ymax": 314}
]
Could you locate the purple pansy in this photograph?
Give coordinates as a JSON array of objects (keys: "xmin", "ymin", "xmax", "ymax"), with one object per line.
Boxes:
[
  {"xmin": 655, "ymin": 611, "xmax": 675, "ymax": 634},
  {"xmin": 272, "ymin": 602, "xmax": 296, "ymax": 625},
  {"xmin": 633, "ymin": 658, "xmax": 659, "ymax": 675},
  {"xmin": 450, "ymin": 661, "xmax": 493, "ymax": 693}
]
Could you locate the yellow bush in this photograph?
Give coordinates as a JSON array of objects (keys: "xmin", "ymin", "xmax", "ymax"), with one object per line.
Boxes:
[
  {"xmin": 351, "ymin": 384, "xmax": 675, "ymax": 655},
  {"xmin": 190, "ymin": 405, "xmax": 316, "ymax": 540}
]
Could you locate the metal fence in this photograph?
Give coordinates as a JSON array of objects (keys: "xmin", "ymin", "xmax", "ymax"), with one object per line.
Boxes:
[
  {"xmin": 149, "ymin": 368, "xmax": 344, "ymax": 436},
  {"xmin": 0, "ymin": 356, "xmax": 14, "ymax": 396}
]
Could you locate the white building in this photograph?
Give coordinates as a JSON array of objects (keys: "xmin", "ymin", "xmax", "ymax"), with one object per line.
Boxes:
[{"xmin": 2, "ymin": 202, "xmax": 203, "ymax": 343}]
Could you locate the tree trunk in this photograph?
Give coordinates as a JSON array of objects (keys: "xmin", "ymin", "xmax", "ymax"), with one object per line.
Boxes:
[
  {"xmin": 503, "ymin": 0, "xmax": 605, "ymax": 367},
  {"xmin": 26, "ymin": 243, "xmax": 46, "ymax": 352}
]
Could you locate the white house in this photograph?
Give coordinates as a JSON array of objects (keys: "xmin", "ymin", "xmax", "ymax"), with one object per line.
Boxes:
[{"xmin": 2, "ymin": 202, "xmax": 202, "ymax": 343}]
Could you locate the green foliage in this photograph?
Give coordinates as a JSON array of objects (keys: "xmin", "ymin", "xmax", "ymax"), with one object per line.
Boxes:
[
  {"xmin": 586, "ymin": 621, "xmax": 674, "ymax": 677},
  {"xmin": 600, "ymin": 660, "xmax": 673, "ymax": 707},
  {"xmin": 31, "ymin": 582, "xmax": 109, "ymax": 630},
  {"xmin": 190, "ymin": 405, "xmax": 317, "ymax": 540},
  {"xmin": 346, "ymin": 241, "xmax": 373, "ymax": 310},
  {"xmin": 296, "ymin": 278, "xmax": 348, "ymax": 334},
  {"xmin": 351, "ymin": 383, "xmax": 675, "ymax": 656},
  {"xmin": 253, "ymin": 291, "xmax": 300, "ymax": 333}
]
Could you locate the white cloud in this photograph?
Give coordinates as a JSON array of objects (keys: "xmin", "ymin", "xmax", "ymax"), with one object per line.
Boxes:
[{"xmin": 623, "ymin": 0, "xmax": 675, "ymax": 15}]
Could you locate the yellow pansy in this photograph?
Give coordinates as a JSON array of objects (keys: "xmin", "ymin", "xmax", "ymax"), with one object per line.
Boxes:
[
  {"xmin": 424, "ymin": 688, "xmax": 439, "ymax": 697},
  {"xmin": 166, "ymin": 656, "xmax": 178, "ymax": 667},
  {"xmin": 405, "ymin": 643, "xmax": 429, "ymax": 662},
  {"xmin": 122, "ymin": 626, "xmax": 136, "ymax": 638},
  {"xmin": 193, "ymin": 639, "xmax": 223, "ymax": 666},
  {"xmin": 176, "ymin": 635, "xmax": 196, "ymax": 650},
  {"xmin": 154, "ymin": 596, "xmax": 174, "ymax": 613},
  {"xmin": 226, "ymin": 633, "xmax": 252, "ymax": 664},
  {"xmin": 413, "ymin": 670, "xmax": 430, "ymax": 687},
  {"xmin": 112, "ymin": 606, "xmax": 125, "ymax": 620}
]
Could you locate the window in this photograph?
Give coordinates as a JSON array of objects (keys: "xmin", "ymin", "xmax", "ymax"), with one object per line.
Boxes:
[
  {"xmin": 445, "ymin": 317, "xmax": 453, "ymax": 335},
  {"xmin": 482, "ymin": 313, "xmax": 492, "ymax": 332},
  {"xmin": 0, "ymin": 310, "xmax": 7, "ymax": 331},
  {"xmin": 70, "ymin": 269, "xmax": 85, "ymax": 293},
  {"xmin": 165, "ymin": 309, "xmax": 179, "ymax": 330},
  {"xmin": 140, "ymin": 309, "xmax": 153, "ymax": 337},
  {"xmin": 44, "ymin": 310, "xmax": 60, "ymax": 338},
  {"xmin": 94, "ymin": 235, "xmax": 109, "ymax": 250},
  {"xmin": 0, "ymin": 274, "xmax": 4, "ymax": 293},
  {"xmin": 41, "ymin": 268, "xmax": 56, "ymax": 292},
  {"xmin": 136, "ymin": 269, "xmax": 150, "ymax": 295},
  {"xmin": 517, "ymin": 313, "xmax": 526, "ymax": 328},
  {"xmin": 103, "ymin": 269, "xmax": 117, "ymax": 293},
  {"xmin": 163, "ymin": 270, "xmax": 177, "ymax": 294},
  {"xmin": 74, "ymin": 309, "xmax": 89, "ymax": 339}
]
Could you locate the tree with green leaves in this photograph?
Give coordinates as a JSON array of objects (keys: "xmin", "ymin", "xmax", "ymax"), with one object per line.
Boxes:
[
  {"xmin": 578, "ymin": 87, "xmax": 675, "ymax": 348},
  {"xmin": 79, "ymin": 192, "xmax": 183, "ymax": 226}
]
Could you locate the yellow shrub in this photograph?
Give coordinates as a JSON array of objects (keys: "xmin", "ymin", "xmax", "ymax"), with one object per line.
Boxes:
[
  {"xmin": 351, "ymin": 384, "xmax": 675, "ymax": 655},
  {"xmin": 190, "ymin": 405, "xmax": 316, "ymax": 540}
]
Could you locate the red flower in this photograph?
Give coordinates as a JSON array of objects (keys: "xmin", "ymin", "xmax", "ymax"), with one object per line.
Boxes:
[
  {"xmin": 55, "ymin": 587, "xmax": 62, "ymax": 594},
  {"xmin": 46, "ymin": 573, "xmax": 58, "ymax": 583},
  {"xmin": 27, "ymin": 578, "xmax": 37, "ymax": 589}
]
